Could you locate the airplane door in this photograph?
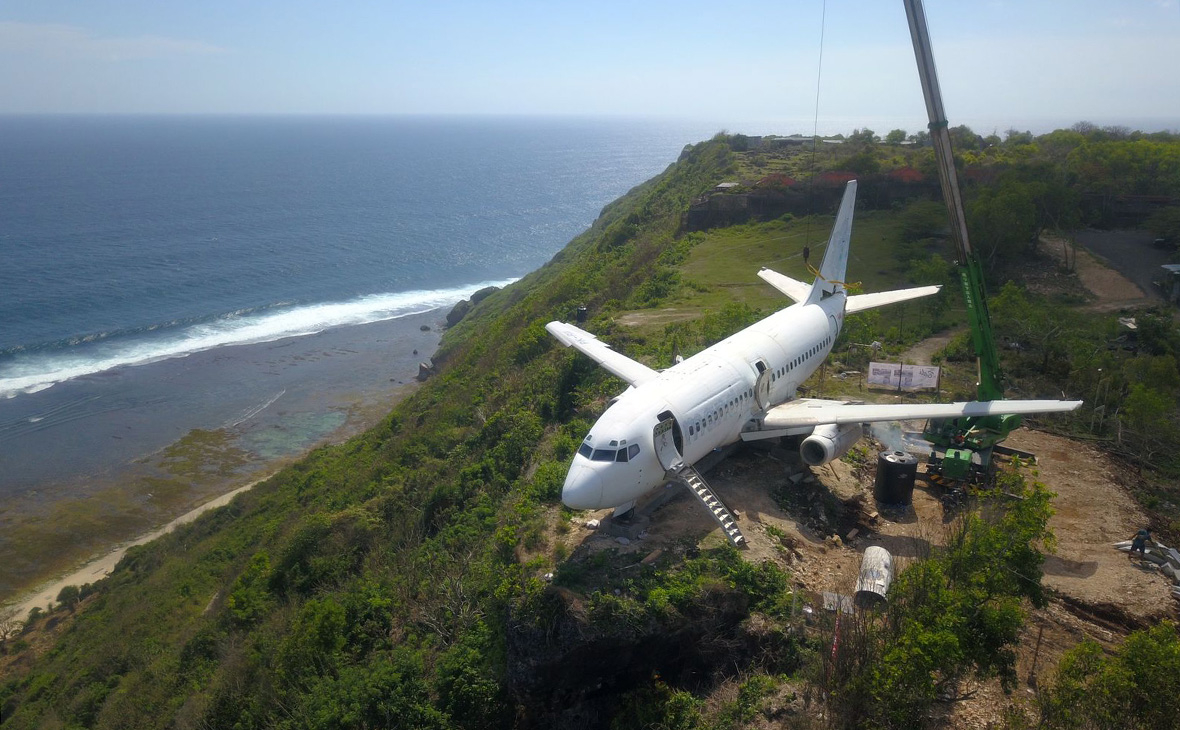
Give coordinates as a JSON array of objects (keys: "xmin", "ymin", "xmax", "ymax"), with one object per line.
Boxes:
[
  {"xmin": 653, "ymin": 413, "xmax": 684, "ymax": 472},
  {"xmin": 753, "ymin": 360, "xmax": 772, "ymax": 411}
]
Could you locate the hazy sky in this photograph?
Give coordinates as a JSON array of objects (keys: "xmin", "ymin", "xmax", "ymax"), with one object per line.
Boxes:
[{"xmin": 2, "ymin": 0, "xmax": 1178, "ymax": 132}]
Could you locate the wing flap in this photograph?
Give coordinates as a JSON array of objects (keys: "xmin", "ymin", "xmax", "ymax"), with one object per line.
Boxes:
[
  {"xmin": 845, "ymin": 285, "xmax": 942, "ymax": 313},
  {"xmin": 762, "ymin": 397, "xmax": 1082, "ymax": 429},
  {"xmin": 757, "ymin": 267, "xmax": 811, "ymax": 304},
  {"xmin": 545, "ymin": 321, "xmax": 659, "ymax": 387}
]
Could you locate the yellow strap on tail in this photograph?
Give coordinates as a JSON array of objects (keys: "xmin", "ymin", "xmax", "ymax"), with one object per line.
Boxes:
[{"xmin": 807, "ymin": 261, "xmax": 860, "ymax": 289}]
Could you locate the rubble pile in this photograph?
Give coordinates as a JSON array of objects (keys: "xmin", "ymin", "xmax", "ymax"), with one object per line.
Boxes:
[{"xmin": 1114, "ymin": 539, "xmax": 1180, "ymax": 601}]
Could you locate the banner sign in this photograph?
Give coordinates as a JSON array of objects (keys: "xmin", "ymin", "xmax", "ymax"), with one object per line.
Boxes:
[{"xmin": 866, "ymin": 362, "xmax": 940, "ymax": 391}]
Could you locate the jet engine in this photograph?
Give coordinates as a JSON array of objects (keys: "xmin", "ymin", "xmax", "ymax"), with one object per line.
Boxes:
[{"xmin": 799, "ymin": 423, "xmax": 863, "ymax": 466}]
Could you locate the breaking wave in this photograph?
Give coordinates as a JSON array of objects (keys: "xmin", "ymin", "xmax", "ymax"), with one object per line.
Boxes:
[{"xmin": 0, "ymin": 279, "xmax": 515, "ymax": 399}]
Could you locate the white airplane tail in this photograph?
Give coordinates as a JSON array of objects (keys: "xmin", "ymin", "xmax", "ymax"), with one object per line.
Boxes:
[
  {"xmin": 806, "ymin": 180, "xmax": 856, "ymax": 304},
  {"xmin": 759, "ymin": 179, "xmax": 941, "ymax": 312}
]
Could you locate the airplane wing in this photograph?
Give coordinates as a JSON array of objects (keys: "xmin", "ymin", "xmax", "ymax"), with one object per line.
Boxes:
[
  {"xmin": 545, "ymin": 321, "xmax": 659, "ymax": 387},
  {"xmin": 845, "ymin": 285, "xmax": 942, "ymax": 313},
  {"xmin": 761, "ymin": 397, "xmax": 1082, "ymax": 429},
  {"xmin": 758, "ymin": 267, "xmax": 810, "ymax": 304}
]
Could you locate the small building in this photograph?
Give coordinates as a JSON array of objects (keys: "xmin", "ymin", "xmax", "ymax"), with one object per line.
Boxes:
[{"xmin": 714, "ymin": 182, "xmax": 741, "ymax": 192}]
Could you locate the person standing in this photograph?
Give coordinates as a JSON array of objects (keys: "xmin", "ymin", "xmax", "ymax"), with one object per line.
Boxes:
[{"xmin": 1130, "ymin": 527, "xmax": 1153, "ymax": 561}]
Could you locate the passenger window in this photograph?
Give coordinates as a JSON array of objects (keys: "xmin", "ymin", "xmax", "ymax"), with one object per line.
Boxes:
[
  {"xmin": 578, "ymin": 444, "xmax": 593, "ymax": 458},
  {"xmin": 591, "ymin": 449, "xmax": 615, "ymax": 462}
]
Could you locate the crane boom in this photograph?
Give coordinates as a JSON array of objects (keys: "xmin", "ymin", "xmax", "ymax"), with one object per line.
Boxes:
[
  {"xmin": 902, "ymin": 0, "xmax": 1004, "ymax": 403},
  {"xmin": 902, "ymin": 0, "xmax": 1023, "ymax": 482}
]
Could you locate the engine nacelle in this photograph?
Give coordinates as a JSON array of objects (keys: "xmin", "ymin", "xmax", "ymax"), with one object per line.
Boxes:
[{"xmin": 799, "ymin": 423, "xmax": 863, "ymax": 466}]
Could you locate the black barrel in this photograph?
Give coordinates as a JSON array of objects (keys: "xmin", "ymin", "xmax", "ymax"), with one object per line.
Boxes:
[{"xmin": 874, "ymin": 450, "xmax": 918, "ymax": 505}]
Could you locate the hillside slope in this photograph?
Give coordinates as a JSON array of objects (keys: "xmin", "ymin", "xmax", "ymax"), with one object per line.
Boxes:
[{"xmin": 0, "ymin": 137, "xmax": 752, "ymax": 729}]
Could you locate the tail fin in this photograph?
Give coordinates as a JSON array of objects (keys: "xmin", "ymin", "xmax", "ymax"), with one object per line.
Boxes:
[{"xmin": 806, "ymin": 180, "xmax": 856, "ymax": 304}]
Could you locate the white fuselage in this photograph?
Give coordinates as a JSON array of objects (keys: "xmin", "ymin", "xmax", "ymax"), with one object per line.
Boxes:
[{"xmin": 562, "ymin": 292, "xmax": 846, "ymax": 509}]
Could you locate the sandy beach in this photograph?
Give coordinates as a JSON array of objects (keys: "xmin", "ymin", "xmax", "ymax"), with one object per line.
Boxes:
[
  {"xmin": 7, "ymin": 480, "xmax": 259, "ymax": 620},
  {"xmin": 1, "ymin": 308, "xmax": 442, "ymax": 613}
]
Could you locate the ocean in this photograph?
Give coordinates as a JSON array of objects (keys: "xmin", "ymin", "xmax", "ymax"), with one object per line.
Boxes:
[{"xmin": 0, "ymin": 115, "xmax": 716, "ymax": 600}]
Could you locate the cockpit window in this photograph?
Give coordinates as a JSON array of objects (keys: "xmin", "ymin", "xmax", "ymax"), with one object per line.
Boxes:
[
  {"xmin": 591, "ymin": 449, "xmax": 615, "ymax": 462},
  {"xmin": 615, "ymin": 449, "xmax": 628, "ymax": 463},
  {"xmin": 578, "ymin": 443, "xmax": 593, "ymax": 459},
  {"xmin": 627, "ymin": 444, "xmax": 640, "ymax": 459}
]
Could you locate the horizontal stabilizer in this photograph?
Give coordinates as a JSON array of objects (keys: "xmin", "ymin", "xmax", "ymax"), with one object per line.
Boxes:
[
  {"xmin": 761, "ymin": 397, "xmax": 1082, "ymax": 430},
  {"xmin": 545, "ymin": 321, "xmax": 659, "ymax": 387},
  {"xmin": 845, "ymin": 285, "xmax": 942, "ymax": 313},
  {"xmin": 758, "ymin": 268, "xmax": 811, "ymax": 304}
]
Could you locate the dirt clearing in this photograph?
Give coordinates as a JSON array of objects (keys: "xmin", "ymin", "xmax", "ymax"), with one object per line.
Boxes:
[{"xmin": 557, "ymin": 422, "xmax": 1174, "ymax": 728}]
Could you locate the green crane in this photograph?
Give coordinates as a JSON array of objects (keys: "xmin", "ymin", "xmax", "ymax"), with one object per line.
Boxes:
[{"xmin": 903, "ymin": 0, "xmax": 1021, "ymax": 481}]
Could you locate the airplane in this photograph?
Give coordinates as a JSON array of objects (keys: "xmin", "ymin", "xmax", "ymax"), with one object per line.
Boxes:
[{"xmin": 546, "ymin": 180, "xmax": 1082, "ymax": 523}]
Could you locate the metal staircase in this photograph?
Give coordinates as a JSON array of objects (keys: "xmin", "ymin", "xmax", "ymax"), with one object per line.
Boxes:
[{"xmin": 670, "ymin": 465, "xmax": 746, "ymax": 548}]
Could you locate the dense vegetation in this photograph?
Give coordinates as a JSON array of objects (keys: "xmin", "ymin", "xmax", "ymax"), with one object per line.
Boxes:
[{"xmin": 2, "ymin": 126, "xmax": 1179, "ymax": 729}]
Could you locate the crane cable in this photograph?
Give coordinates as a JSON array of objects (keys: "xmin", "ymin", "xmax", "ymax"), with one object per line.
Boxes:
[{"xmin": 803, "ymin": 0, "xmax": 859, "ymax": 293}]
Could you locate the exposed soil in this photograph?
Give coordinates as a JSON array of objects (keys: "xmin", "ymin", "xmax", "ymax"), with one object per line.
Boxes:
[
  {"xmin": 615, "ymin": 308, "xmax": 700, "ymax": 328},
  {"xmin": 554, "ymin": 424, "xmax": 1175, "ymax": 728},
  {"xmin": 1071, "ymin": 229, "xmax": 1172, "ymax": 305},
  {"xmin": 900, "ymin": 327, "xmax": 963, "ymax": 366},
  {"xmin": 1040, "ymin": 233, "xmax": 1157, "ymax": 311}
]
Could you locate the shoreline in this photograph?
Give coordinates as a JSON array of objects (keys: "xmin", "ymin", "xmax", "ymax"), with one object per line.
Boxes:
[
  {"xmin": 4, "ymin": 377, "xmax": 425, "ymax": 622},
  {"xmin": 1, "ymin": 310, "xmax": 441, "ymax": 618},
  {"xmin": 6, "ymin": 479, "xmax": 261, "ymax": 620}
]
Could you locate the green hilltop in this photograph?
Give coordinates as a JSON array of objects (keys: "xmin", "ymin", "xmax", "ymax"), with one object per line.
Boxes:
[{"xmin": 3, "ymin": 128, "xmax": 1180, "ymax": 729}]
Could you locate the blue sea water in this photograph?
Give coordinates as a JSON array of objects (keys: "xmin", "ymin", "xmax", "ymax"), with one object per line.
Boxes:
[{"xmin": 0, "ymin": 115, "xmax": 714, "ymax": 398}]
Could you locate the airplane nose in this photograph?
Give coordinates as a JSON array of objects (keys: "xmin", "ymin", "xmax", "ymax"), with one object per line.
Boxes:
[{"xmin": 561, "ymin": 463, "xmax": 604, "ymax": 510}]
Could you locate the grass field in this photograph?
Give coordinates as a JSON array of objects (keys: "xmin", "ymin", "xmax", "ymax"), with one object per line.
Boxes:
[{"xmin": 672, "ymin": 208, "xmax": 923, "ymax": 312}]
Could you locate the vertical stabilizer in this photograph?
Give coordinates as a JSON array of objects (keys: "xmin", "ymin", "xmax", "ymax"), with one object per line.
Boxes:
[{"xmin": 807, "ymin": 180, "xmax": 857, "ymax": 304}]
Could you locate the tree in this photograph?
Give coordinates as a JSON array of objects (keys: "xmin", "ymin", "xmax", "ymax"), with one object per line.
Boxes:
[
  {"xmin": 1039, "ymin": 622, "xmax": 1180, "ymax": 729},
  {"xmin": 885, "ymin": 129, "xmax": 907, "ymax": 145},
  {"xmin": 0, "ymin": 607, "xmax": 23, "ymax": 651},
  {"xmin": 1004, "ymin": 128, "xmax": 1034, "ymax": 146},
  {"xmin": 899, "ymin": 200, "xmax": 948, "ymax": 243},
  {"xmin": 847, "ymin": 128, "xmax": 878, "ymax": 147},
  {"xmin": 1146, "ymin": 206, "xmax": 1180, "ymax": 243},
  {"xmin": 56, "ymin": 584, "xmax": 81, "ymax": 612},
  {"xmin": 967, "ymin": 183, "xmax": 1038, "ymax": 264},
  {"xmin": 949, "ymin": 124, "xmax": 982, "ymax": 151}
]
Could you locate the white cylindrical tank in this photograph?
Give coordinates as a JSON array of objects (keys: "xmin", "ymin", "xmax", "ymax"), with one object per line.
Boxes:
[{"xmin": 855, "ymin": 546, "xmax": 894, "ymax": 607}]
